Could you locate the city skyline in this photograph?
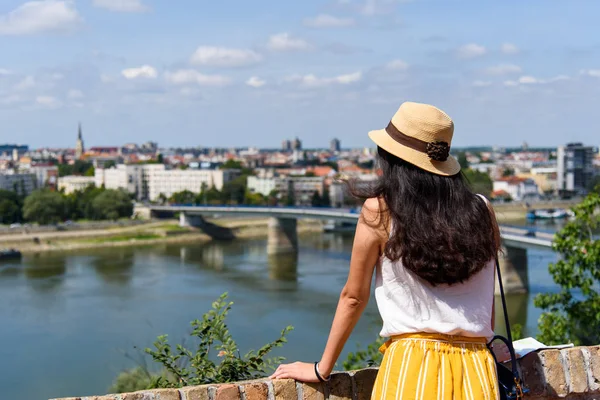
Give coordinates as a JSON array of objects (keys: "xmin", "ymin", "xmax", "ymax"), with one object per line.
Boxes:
[{"xmin": 1, "ymin": 0, "xmax": 600, "ymax": 148}]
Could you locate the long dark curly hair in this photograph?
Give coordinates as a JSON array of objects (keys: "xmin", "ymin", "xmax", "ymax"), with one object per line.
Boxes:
[{"xmin": 350, "ymin": 147, "xmax": 500, "ymax": 286}]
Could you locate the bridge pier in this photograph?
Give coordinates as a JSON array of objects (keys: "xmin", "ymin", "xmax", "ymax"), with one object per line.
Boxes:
[
  {"xmin": 179, "ymin": 212, "xmax": 204, "ymax": 228},
  {"xmin": 496, "ymin": 245, "xmax": 528, "ymax": 294},
  {"xmin": 267, "ymin": 217, "xmax": 298, "ymax": 255}
]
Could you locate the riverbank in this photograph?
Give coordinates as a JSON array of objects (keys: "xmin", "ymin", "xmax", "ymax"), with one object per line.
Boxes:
[{"xmin": 4, "ymin": 218, "xmax": 323, "ymax": 254}]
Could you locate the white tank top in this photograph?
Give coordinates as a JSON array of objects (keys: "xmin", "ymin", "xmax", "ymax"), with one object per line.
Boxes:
[{"xmin": 374, "ymin": 219, "xmax": 495, "ymax": 340}]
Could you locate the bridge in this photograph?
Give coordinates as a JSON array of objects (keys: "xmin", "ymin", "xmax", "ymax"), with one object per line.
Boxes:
[{"xmin": 144, "ymin": 204, "xmax": 557, "ymax": 294}]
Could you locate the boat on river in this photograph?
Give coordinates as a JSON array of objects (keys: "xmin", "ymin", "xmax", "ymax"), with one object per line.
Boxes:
[
  {"xmin": 526, "ymin": 208, "xmax": 573, "ymax": 220},
  {"xmin": 0, "ymin": 249, "xmax": 22, "ymax": 261}
]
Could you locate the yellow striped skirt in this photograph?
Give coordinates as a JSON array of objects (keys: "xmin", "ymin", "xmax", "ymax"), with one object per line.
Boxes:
[{"xmin": 371, "ymin": 333, "xmax": 499, "ymax": 400}]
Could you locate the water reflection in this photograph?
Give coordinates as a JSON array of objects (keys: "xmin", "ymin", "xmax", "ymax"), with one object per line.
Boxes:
[
  {"xmin": 268, "ymin": 253, "xmax": 298, "ymax": 282},
  {"xmin": 494, "ymin": 294, "xmax": 529, "ymax": 336},
  {"xmin": 91, "ymin": 250, "xmax": 135, "ymax": 286},
  {"xmin": 23, "ymin": 253, "xmax": 67, "ymax": 292}
]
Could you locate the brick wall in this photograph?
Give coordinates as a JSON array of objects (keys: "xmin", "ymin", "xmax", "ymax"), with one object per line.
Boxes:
[{"xmin": 52, "ymin": 346, "xmax": 600, "ymax": 400}]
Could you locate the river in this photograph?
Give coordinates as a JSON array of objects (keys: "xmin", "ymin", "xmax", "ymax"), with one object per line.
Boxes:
[{"xmin": 0, "ymin": 227, "xmax": 558, "ymax": 400}]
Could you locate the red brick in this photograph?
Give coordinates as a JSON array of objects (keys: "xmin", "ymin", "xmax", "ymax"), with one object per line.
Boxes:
[
  {"xmin": 215, "ymin": 384, "xmax": 240, "ymax": 400},
  {"xmin": 589, "ymin": 346, "xmax": 600, "ymax": 390},
  {"xmin": 180, "ymin": 385, "xmax": 209, "ymax": 400},
  {"xmin": 244, "ymin": 382, "xmax": 269, "ymax": 400},
  {"xmin": 541, "ymin": 349, "xmax": 568, "ymax": 397},
  {"xmin": 353, "ymin": 368, "xmax": 378, "ymax": 400},
  {"xmin": 273, "ymin": 379, "xmax": 297, "ymax": 400},
  {"xmin": 301, "ymin": 382, "xmax": 325, "ymax": 400},
  {"xmin": 120, "ymin": 393, "xmax": 144, "ymax": 400},
  {"xmin": 519, "ymin": 352, "xmax": 546, "ymax": 396},
  {"xmin": 328, "ymin": 373, "xmax": 353, "ymax": 400},
  {"xmin": 565, "ymin": 348, "xmax": 588, "ymax": 393}
]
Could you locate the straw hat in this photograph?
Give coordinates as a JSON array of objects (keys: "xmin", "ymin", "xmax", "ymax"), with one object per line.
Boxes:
[{"xmin": 368, "ymin": 102, "xmax": 461, "ymax": 176}]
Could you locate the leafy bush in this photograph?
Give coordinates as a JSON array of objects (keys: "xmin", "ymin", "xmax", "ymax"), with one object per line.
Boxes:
[
  {"xmin": 144, "ymin": 293, "xmax": 293, "ymax": 388},
  {"xmin": 109, "ymin": 367, "xmax": 159, "ymax": 393},
  {"xmin": 343, "ymin": 336, "xmax": 385, "ymax": 371},
  {"xmin": 534, "ymin": 192, "xmax": 600, "ymax": 346}
]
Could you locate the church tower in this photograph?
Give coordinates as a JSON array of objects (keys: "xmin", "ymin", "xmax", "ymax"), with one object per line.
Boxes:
[{"xmin": 75, "ymin": 122, "xmax": 85, "ymax": 159}]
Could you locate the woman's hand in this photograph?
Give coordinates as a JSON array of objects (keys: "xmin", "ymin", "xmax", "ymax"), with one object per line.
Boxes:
[{"xmin": 269, "ymin": 362, "xmax": 324, "ymax": 383}]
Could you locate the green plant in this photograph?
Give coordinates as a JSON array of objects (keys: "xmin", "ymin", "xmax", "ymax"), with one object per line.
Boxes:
[
  {"xmin": 109, "ymin": 367, "xmax": 160, "ymax": 393},
  {"xmin": 534, "ymin": 192, "xmax": 600, "ymax": 346},
  {"xmin": 145, "ymin": 293, "xmax": 293, "ymax": 387},
  {"xmin": 343, "ymin": 336, "xmax": 385, "ymax": 371}
]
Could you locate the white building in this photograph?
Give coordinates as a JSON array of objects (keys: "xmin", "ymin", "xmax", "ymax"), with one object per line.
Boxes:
[
  {"xmin": 58, "ymin": 176, "xmax": 95, "ymax": 194},
  {"xmin": 247, "ymin": 176, "xmax": 278, "ymax": 197},
  {"xmin": 0, "ymin": 170, "xmax": 37, "ymax": 196},
  {"xmin": 28, "ymin": 164, "xmax": 59, "ymax": 188},
  {"xmin": 95, "ymin": 164, "xmax": 148, "ymax": 199},
  {"xmin": 147, "ymin": 168, "xmax": 239, "ymax": 201},
  {"xmin": 247, "ymin": 175, "xmax": 326, "ymax": 205},
  {"xmin": 557, "ymin": 143, "xmax": 597, "ymax": 194},
  {"xmin": 96, "ymin": 164, "xmax": 239, "ymax": 201},
  {"xmin": 493, "ymin": 177, "xmax": 539, "ymax": 201}
]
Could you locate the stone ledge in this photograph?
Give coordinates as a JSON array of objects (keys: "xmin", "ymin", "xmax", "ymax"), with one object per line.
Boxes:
[{"xmin": 51, "ymin": 346, "xmax": 600, "ymax": 400}]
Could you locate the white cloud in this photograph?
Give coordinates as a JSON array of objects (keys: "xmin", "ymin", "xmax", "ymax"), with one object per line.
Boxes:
[
  {"xmin": 581, "ymin": 69, "xmax": 600, "ymax": 78},
  {"xmin": 15, "ymin": 76, "xmax": 36, "ymax": 90},
  {"xmin": 190, "ymin": 46, "xmax": 262, "ymax": 68},
  {"xmin": 246, "ymin": 76, "xmax": 266, "ymax": 88},
  {"xmin": 501, "ymin": 43, "xmax": 520, "ymax": 55},
  {"xmin": 36, "ymin": 95, "xmax": 61, "ymax": 108},
  {"xmin": 286, "ymin": 71, "xmax": 362, "ymax": 87},
  {"xmin": 304, "ymin": 14, "xmax": 355, "ymax": 28},
  {"xmin": 267, "ymin": 33, "xmax": 312, "ymax": 52},
  {"xmin": 0, "ymin": 69, "xmax": 12, "ymax": 75},
  {"xmin": 485, "ymin": 64, "xmax": 522, "ymax": 75},
  {"xmin": 385, "ymin": 59, "xmax": 409, "ymax": 71},
  {"xmin": 165, "ymin": 69, "xmax": 232, "ymax": 86},
  {"xmin": 0, "ymin": 0, "xmax": 81, "ymax": 36},
  {"xmin": 472, "ymin": 80, "xmax": 492, "ymax": 87},
  {"xmin": 93, "ymin": 0, "xmax": 148, "ymax": 12},
  {"xmin": 518, "ymin": 76, "xmax": 539, "ymax": 84},
  {"xmin": 457, "ymin": 43, "xmax": 487, "ymax": 59},
  {"xmin": 504, "ymin": 75, "xmax": 570, "ymax": 87},
  {"xmin": 360, "ymin": 0, "xmax": 406, "ymax": 16},
  {"xmin": 121, "ymin": 65, "xmax": 158, "ymax": 79},
  {"xmin": 67, "ymin": 89, "xmax": 84, "ymax": 99}
]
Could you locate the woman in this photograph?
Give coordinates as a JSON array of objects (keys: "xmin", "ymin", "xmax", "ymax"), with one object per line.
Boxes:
[{"xmin": 270, "ymin": 102, "xmax": 508, "ymax": 399}]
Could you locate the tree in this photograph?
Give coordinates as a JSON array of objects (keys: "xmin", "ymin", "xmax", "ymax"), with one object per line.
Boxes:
[
  {"xmin": 157, "ymin": 154, "xmax": 164, "ymax": 164},
  {"xmin": 221, "ymin": 176, "xmax": 247, "ymax": 205},
  {"xmin": 534, "ymin": 192, "xmax": 600, "ymax": 346},
  {"xmin": 0, "ymin": 189, "xmax": 21, "ymax": 224},
  {"xmin": 311, "ymin": 191, "xmax": 322, "ymax": 207},
  {"xmin": 169, "ymin": 190, "xmax": 197, "ymax": 205},
  {"xmin": 91, "ymin": 189, "xmax": 133, "ymax": 220},
  {"xmin": 502, "ymin": 167, "xmax": 515, "ymax": 177},
  {"xmin": 321, "ymin": 187, "xmax": 331, "ymax": 207},
  {"xmin": 587, "ymin": 175, "xmax": 600, "ymax": 194},
  {"xmin": 462, "ymin": 169, "xmax": 493, "ymax": 197},
  {"xmin": 457, "ymin": 152, "xmax": 470, "ymax": 169},
  {"xmin": 220, "ymin": 159, "xmax": 243, "ymax": 170},
  {"xmin": 84, "ymin": 165, "xmax": 96, "ymax": 177},
  {"xmin": 23, "ymin": 189, "xmax": 66, "ymax": 225}
]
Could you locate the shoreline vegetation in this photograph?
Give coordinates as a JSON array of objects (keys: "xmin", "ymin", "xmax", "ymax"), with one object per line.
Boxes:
[
  {"xmin": 1, "ymin": 201, "xmax": 577, "ymax": 255},
  {"xmin": 1, "ymin": 218, "xmax": 323, "ymax": 254}
]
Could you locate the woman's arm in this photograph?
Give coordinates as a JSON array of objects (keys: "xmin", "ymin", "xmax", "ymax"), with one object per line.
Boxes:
[{"xmin": 270, "ymin": 198, "xmax": 387, "ymax": 382}]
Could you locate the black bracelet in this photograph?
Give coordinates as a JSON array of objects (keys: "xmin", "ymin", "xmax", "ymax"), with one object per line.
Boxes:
[{"xmin": 314, "ymin": 362, "xmax": 330, "ymax": 382}]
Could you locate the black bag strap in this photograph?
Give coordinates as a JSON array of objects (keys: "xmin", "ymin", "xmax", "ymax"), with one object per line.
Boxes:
[{"xmin": 492, "ymin": 256, "xmax": 520, "ymax": 379}]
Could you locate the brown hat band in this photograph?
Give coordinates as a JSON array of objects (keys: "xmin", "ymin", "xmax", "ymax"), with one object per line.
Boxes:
[{"xmin": 385, "ymin": 122, "xmax": 451, "ymax": 162}]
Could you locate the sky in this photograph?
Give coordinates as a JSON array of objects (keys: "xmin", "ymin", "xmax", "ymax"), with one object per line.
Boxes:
[{"xmin": 1, "ymin": 0, "xmax": 600, "ymax": 149}]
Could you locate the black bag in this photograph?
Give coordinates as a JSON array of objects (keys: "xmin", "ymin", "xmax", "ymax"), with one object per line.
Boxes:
[{"xmin": 488, "ymin": 257, "xmax": 527, "ymax": 400}]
